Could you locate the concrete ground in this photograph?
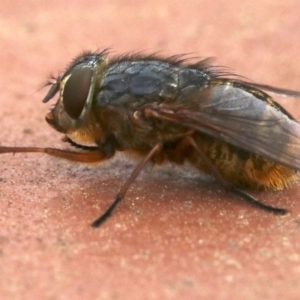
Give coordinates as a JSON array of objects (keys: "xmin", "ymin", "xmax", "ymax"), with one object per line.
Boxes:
[{"xmin": 1, "ymin": 1, "xmax": 300, "ymax": 299}]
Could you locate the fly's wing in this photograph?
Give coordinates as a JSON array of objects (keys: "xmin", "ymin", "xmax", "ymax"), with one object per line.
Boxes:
[
  {"xmin": 246, "ymin": 82, "xmax": 300, "ymax": 99},
  {"xmin": 145, "ymin": 83, "xmax": 300, "ymax": 170}
]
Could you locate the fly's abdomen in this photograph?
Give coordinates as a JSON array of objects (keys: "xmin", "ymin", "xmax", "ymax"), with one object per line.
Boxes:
[{"xmin": 189, "ymin": 134, "xmax": 297, "ymax": 190}]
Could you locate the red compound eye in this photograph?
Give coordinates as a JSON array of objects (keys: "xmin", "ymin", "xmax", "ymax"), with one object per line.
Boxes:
[{"xmin": 63, "ymin": 67, "xmax": 93, "ymax": 119}]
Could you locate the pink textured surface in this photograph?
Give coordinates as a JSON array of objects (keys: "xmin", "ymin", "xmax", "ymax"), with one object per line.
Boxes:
[{"xmin": 1, "ymin": 1, "xmax": 300, "ymax": 299}]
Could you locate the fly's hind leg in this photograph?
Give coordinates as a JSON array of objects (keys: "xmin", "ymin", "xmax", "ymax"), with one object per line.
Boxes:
[{"xmin": 185, "ymin": 137, "xmax": 288, "ymax": 215}]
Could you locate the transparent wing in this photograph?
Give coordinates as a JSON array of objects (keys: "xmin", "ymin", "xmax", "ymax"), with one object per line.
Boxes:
[{"xmin": 145, "ymin": 83, "xmax": 300, "ymax": 170}]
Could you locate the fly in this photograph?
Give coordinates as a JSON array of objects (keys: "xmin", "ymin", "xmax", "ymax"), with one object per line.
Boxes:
[{"xmin": 1, "ymin": 49, "xmax": 300, "ymax": 227}]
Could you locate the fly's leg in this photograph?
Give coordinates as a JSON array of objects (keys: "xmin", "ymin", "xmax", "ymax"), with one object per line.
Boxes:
[
  {"xmin": 185, "ymin": 137, "xmax": 288, "ymax": 215},
  {"xmin": 91, "ymin": 143, "xmax": 162, "ymax": 227},
  {"xmin": 0, "ymin": 146, "xmax": 106, "ymax": 163},
  {"xmin": 0, "ymin": 144, "xmax": 163, "ymax": 227}
]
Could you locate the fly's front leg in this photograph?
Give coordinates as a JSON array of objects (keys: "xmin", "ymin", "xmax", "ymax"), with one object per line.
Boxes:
[
  {"xmin": 0, "ymin": 136, "xmax": 120, "ymax": 226},
  {"xmin": 0, "ymin": 146, "xmax": 111, "ymax": 163},
  {"xmin": 0, "ymin": 133, "xmax": 118, "ymax": 163}
]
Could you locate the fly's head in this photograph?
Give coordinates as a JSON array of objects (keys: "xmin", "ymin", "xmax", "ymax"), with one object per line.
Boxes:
[{"xmin": 42, "ymin": 51, "xmax": 109, "ymax": 146}]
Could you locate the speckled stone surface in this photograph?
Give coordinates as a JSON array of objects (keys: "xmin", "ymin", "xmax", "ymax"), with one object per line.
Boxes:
[{"xmin": 1, "ymin": 1, "xmax": 300, "ymax": 299}]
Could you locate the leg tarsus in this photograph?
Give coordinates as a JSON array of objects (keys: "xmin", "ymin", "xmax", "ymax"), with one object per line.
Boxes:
[
  {"xmin": 231, "ymin": 187, "xmax": 288, "ymax": 215},
  {"xmin": 91, "ymin": 194, "xmax": 122, "ymax": 227}
]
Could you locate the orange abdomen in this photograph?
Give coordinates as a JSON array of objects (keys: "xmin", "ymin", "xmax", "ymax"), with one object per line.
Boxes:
[{"xmin": 188, "ymin": 134, "xmax": 298, "ymax": 190}]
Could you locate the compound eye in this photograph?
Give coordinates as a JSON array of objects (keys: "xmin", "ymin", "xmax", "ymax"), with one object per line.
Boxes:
[{"xmin": 63, "ymin": 67, "xmax": 93, "ymax": 119}]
